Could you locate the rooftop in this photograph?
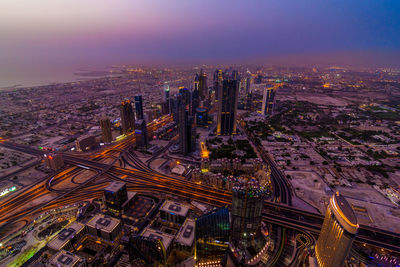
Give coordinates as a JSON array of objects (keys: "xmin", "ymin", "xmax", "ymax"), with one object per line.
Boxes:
[
  {"xmin": 47, "ymin": 221, "xmax": 85, "ymax": 251},
  {"xmin": 175, "ymin": 218, "xmax": 195, "ymax": 247},
  {"xmin": 330, "ymin": 192, "xmax": 358, "ymax": 234},
  {"xmin": 49, "ymin": 250, "xmax": 83, "ymax": 267},
  {"xmin": 160, "ymin": 200, "xmax": 190, "ymax": 217},
  {"xmin": 104, "ymin": 181, "xmax": 126, "ymax": 194},
  {"xmin": 141, "ymin": 227, "xmax": 174, "ymax": 251},
  {"xmin": 86, "ymin": 213, "xmax": 121, "ymax": 233}
]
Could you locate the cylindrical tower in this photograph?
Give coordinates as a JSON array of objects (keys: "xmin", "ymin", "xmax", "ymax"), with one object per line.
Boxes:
[{"xmin": 315, "ymin": 192, "xmax": 359, "ymax": 267}]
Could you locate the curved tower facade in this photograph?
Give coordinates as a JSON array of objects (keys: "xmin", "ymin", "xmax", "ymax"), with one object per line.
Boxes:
[
  {"xmin": 230, "ymin": 179, "xmax": 267, "ymax": 248},
  {"xmin": 315, "ymin": 192, "xmax": 359, "ymax": 267}
]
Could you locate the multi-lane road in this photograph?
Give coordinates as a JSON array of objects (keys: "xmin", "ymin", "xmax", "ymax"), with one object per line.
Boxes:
[{"xmin": 1, "ymin": 116, "xmax": 400, "ymax": 255}]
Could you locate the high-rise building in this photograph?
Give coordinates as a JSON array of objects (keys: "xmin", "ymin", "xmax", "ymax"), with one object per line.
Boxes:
[
  {"xmin": 104, "ymin": 181, "xmax": 128, "ymax": 215},
  {"xmin": 100, "ymin": 116, "xmax": 112, "ymax": 143},
  {"xmin": 171, "ymin": 94, "xmax": 181, "ymax": 123},
  {"xmin": 120, "ymin": 100, "xmax": 135, "ymax": 134},
  {"xmin": 192, "ymin": 75, "xmax": 200, "ymax": 116},
  {"xmin": 315, "ymin": 192, "xmax": 359, "ymax": 267},
  {"xmin": 213, "ymin": 69, "xmax": 223, "ymax": 103},
  {"xmin": 198, "ymin": 69, "xmax": 208, "ymax": 101},
  {"xmin": 245, "ymin": 71, "xmax": 251, "ymax": 96},
  {"xmin": 195, "ymin": 107, "xmax": 208, "ymax": 127},
  {"xmin": 75, "ymin": 135, "xmax": 96, "ymax": 152},
  {"xmin": 245, "ymin": 71, "xmax": 252, "ymax": 110},
  {"xmin": 195, "ymin": 207, "xmax": 230, "ymax": 266},
  {"xmin": 134, "ymin": 95, "xmax": 144, "ymax": 120},
  {"xmin": 134, "ymin": 119, "xmax": 148, "ymax": 148},
  {"xmin": 162, "ymin": 82, "xmax": 171, "ymax": 115},
  {"xmin": 179, "ymin": 87, "xmax": 191, "ymax": 107},
  {"xmin": 44, "ymin": 153, "xmax": 64, "ymax": 170},
  {"xmin": 179, "ymin": 104, "xmax": 195, "ymax": 155},
  {"xmin": 230, "ymin": 179, "xmax": 266, "ymax": 248},
  {"xmin": 216, "ymin": 71, "xmax": 239, "ymax": 136},
  {"xmin": 129, "ymin": 228, "xmax": 174, "ymax": 266},
  {"xmin": 261, "ymin": 87, "xmax": 277, "ymax": 116}
]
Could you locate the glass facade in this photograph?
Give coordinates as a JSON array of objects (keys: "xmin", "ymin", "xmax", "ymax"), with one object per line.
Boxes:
[{"xmin": 195, "ymin": 207, "xmax": 230, "ymax": 265}]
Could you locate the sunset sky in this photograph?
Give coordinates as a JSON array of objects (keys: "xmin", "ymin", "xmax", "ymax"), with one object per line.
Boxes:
[{"xmin": 1, "ymin": 0, "xmax": 400, "ymax": 70}]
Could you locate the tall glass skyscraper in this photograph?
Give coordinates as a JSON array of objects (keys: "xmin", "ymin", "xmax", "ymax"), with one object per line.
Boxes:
[
  {"xmin": 179, "ymin": 104, "xmax": 195, "ymax": 155},
  {"xmin": 217, "ymin": 71, "xmax": 239, "ymax": 136},
  {"xmin": 195, "ymin": 207, "xmax": 230, "ymax": 266},
  {"xmin": 134, "ymin": 95, "xmax": 144, "ymax": 120},
  {"xmin": 198, "ymin": 69, "xmax": 208, "ymax": 101},
  {"xmin": 261, "ymin": 87, "xmax": 277, "ymax": 116}
]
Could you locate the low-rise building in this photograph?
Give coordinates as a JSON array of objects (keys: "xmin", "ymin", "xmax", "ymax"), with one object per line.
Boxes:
[
  {"xmin": 159, "ymin": 200, "xmax": 190, "ymax": 224},
  {"xmin": 175, "ymin": 218, "xmax": 195, "ymax": 252},
  {"xmin": 86, "ymin": 214, "xmax": 122, "ymax": 241},
  {"xmin": 47, "ymin": 222, "xmax": 86, "ymax": 252},
  {"xmin": 49, "ymin": 250, "xmax": 87, "ymax": 267}
]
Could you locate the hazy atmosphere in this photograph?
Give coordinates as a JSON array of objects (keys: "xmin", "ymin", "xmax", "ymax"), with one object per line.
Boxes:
[{"xmin": 1, "ymin": 0, "xmax": 400, "ymax": 86}]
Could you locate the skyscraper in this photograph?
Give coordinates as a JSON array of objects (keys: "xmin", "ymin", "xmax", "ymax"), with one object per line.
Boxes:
[
  {"xmin": 179, "ymin": 104, "xmax": 195, "ymax": 155},
  {"xmin": 162, "ymin": 82, "xmax": 171, "ymax": 115},
  {"xmin": 261, "ymin": 87, "xmax": 277, "ymax": 116},
  {"xmin": 230, "ymin": 179, "xmax": 266, "ymax": 248},
  {"xmin": 134, "ymin": 119, "xmax": 148, "ymax": 148},
  {"xmin": 100, "ymin": 116, "xmax": 112, "ymax": 143},
  {"xmin": 198, "ymin": 69, "xmax": 208, "ymax": 101},
  {"xmin": 120, "ymin": 100, "xmax": 135, "ymax": 134},
  {"xmin": 44, "ymin": 153, "xmax": 64, "ymax": 171},
  {"xmin": 315, "ymin": 192, "xmax": 359, "ymax": 267},
  {"xmin": 213, "ymin": 69, "xmax": 223, "ymax": 102},
  {"xmin": 195, "ymin": 207, "xmax": 230, "ymax": 266},
  {"xmin": 134, "ymin": 95, "xmax": 144, "ymax": 120},
  {"xmin": 171, "ymin": 93, "xmax": 181, "ymax": 123},
  {"xmin": 245, "ymin": 71, "xmax": 251, "ymax": 96},
  {"xmin": 216, "ymin": 71, "xmax": 239, "ymax": 136},
  {"xmin": 179, "ymin": 87, "xmax": 191, "ymax": 107},
  {"xmin": 104, "ymin": 181, "xmax": 128, "ymax": 215},
  {"xmin": 245, "ymin": 71, "xmax": 252, "ymax": 110},
  {"xmin": 192, "ymin": 74, "xmax": 200, "ymax": 116}
]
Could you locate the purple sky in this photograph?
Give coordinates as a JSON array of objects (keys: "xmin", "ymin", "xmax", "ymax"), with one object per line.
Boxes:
[{"xmin": 1, "ymin": 0, "xmax": 400, "ymax": 71}]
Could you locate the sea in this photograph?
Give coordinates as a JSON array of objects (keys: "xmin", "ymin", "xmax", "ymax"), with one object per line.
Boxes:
[{"xmin": 0, "ymin": 65, "xmax": 118, "ymax": 90}]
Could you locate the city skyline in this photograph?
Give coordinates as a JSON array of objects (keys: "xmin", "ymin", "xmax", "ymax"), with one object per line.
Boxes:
[
  {"xmin": 0, "ymin": 1, "xmax": 400, "ymax": 266},
  {"xmin": 1, "ymin": 0, "xmax": 400, "ymax": 87}
]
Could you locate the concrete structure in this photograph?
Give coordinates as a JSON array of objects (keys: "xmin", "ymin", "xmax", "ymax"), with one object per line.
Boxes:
[
  {"xmin": 315, "ymin": 192, "xmax": 359, "ymax": 267},
  {"xmin": 75, "ymin": 135, "xmax": 96, "ymax": 152},
  {"xmin": 159, "ymin": 200, "xmax": 190, "ymax": 224},
  {"xmin": 99, "ymin": 116, "xmax": 112, "ymax": 143},
  {"xmin": 49, "ymin": 250, "xmax": 86, "ymax": 267},
  {"xmin": 261, "ymin": 87, "xmax": 277, "ymax": 116},
  {"xmin": 44, "ymin": 153, "xmax": 64, "ymax": 171},
  {"xmin": 175, "ymin": 218, "xmax": 195, "ymax": 252},
  {"xmin": 141, "ymin": 227, "xmax": 174, "ymax": 264},
  {"xmin": 86, "ymin": 213, "xmax": 122, "ymax": 241},
  {"xmin": 47, "ymin": 222, "xmax": 86, "ymax": 252},
  {"xmin": 120, "ymin": 100, "xmax": 135, "ymax": 134}
]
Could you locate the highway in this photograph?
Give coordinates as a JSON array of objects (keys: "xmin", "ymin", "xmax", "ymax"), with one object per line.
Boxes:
[
  {"xmin": 1, "ymin": 115, "xmax": 400, "ymax": 255},
  {"xmin": 239, "ymin": 123, "xmax": 292, "ymax": 205}
]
